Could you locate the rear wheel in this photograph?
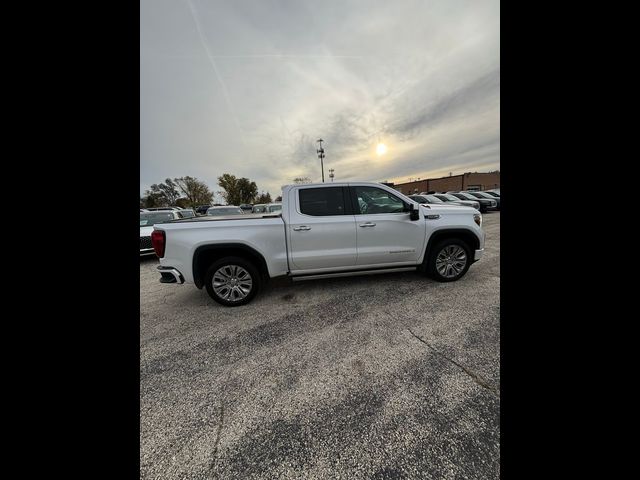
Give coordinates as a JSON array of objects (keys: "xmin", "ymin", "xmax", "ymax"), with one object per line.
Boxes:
[
  {"xmin": 426, "ymin": 239, "xmax": 472, "ymax": 282},
  {"xmin": 205, "ymin": 256, "xmax": 261, "ymax": 306}
]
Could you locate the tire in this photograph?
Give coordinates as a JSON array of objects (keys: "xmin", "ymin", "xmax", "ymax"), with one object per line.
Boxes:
[
  {"xmin": 426, "ymin": 238, "xmax": 472, "ymax": 282},
  {"xmin": 204, "ymin": 256, "xmax": 261, "ymax": 306}
]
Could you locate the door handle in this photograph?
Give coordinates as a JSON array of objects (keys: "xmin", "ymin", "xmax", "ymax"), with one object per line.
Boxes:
[
  {"xmin": 293, "ymin": 225, "xmax": 311, "ymax": 231},
  {"xmin": 359, "ymin": 222, "xmax": 376, "ymax": 227}
]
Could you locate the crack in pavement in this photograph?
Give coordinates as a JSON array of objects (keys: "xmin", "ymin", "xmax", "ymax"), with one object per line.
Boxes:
[
  {"xmin": 208, "ymin": 401, "xmax": 225, "ymax": 475},
  {"xmin": 407, "ymin": 328, "xmax": 499, "ymax": 397}
]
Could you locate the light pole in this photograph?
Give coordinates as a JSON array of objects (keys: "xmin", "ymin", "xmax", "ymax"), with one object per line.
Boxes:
[
  {"xmin": 316, "ymin": 138, "xmax": 325, "ymax": 183},
  {"xmin": 329, "ymin": 168, "xmax": 334, "ymax": 182}
]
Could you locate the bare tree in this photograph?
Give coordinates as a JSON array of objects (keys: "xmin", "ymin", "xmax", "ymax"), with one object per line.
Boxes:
[{"xmin": 293, "ymin": 176, "xmax": 312, "ymax": 184}]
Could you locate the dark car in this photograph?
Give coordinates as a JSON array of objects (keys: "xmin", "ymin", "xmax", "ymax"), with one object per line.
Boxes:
[
  {"xmin": 239, "ymin": 204, "xmax": 253, "ymax": 212},
  {"xmin": 448, "ymin": 192, "xmax": 497, "ymax": 212},
  {"xmin": 195, "ymin": 205, "xmax": 211, "ymax": 215},
  {"xmin": 462, "ymin": 191, "xmax": 501, "ymax": 210},
  {"xmin": 409, "ymin": 194, "xmax": 447, "ymax": 205},
  {"xmin": 432, "ymin": 193, "xmax": 481, "ymax": 211},
  {"xmin": 482, "ymin": 190, "xmax": 500, "ymax": 198}
]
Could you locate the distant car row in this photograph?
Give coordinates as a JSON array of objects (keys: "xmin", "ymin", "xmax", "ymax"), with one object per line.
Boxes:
[
  {"xmin": 140, "ymin": 203, "xmax": 283, "ymax": 256},
  {"xmin": 195, "ymin": 203, "xmax": 283, "ymax": 216},
  {"xmin": 408, "ymin": 189, "xmax": 500, "ymax": 213},
  {"xmin": 139, "ymin": 206, "xmax": 196, "ymax": 218}
]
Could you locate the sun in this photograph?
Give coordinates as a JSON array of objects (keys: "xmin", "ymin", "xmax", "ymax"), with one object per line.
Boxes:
[{"xmin": 376, "ymin": 143, "xmax": 387, "ymax": 156}]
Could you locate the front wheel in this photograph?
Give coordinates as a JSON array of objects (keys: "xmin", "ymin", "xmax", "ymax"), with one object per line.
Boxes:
[
  {"xmin": 426, "ymin": 239, "xmax": 472, "ymax": 282},
  {"xmin": 205, "ymin": 256, "xmax": 261, "ymax": 306}
]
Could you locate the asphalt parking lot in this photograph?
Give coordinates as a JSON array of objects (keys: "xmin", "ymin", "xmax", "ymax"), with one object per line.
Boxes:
[{"xmin": 140, "ymin": 212, "xmax": 500, "ymax": 479}]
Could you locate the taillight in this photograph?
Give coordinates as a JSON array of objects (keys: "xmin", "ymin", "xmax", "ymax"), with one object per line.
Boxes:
[{"xmin": 151, "ymin": 230, "xmax": 166, "ymax": 258}]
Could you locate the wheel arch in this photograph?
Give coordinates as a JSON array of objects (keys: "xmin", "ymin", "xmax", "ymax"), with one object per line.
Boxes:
[
  {"xmin": 421, "ymin": 228, "xmax": 481, "ymax": 267},
  {"xmin": 192, "ymin": 243, "xmax": 270, "ymax": 289}
]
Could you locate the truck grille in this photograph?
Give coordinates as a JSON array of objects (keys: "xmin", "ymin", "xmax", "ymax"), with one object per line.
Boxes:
[{"xmin": 140, "ymin": 236, "xmax": 153, "ymax": 250}]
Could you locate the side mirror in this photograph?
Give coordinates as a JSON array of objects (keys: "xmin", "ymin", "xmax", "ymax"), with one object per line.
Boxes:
[{"xmin": 409, "ymin": 203, "xmax": 420, "ymax": 221}]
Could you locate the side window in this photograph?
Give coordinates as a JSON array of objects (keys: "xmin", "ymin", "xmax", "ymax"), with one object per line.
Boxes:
[
  {"xmin": 353, "ymin": 186, "xmax": 405, "ymax": 214},
  {"xmin": 299, "ymin": 187, "xmax": 346, "ymax": 216}
]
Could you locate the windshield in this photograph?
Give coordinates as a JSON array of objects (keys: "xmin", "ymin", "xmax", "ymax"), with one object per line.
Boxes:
[
  {"xmin": 436, "ymin": 194, "xmax": 458, "ymax": 202},
  {"xmin": 467, "ymin": 192, "xmax": 492, "ymax": 199},
  {"xmin": 252, "ymin": 205, "xmax": 267, "ymax": 213},
  {"xmin": 179, "ymin": 210, "xmax": 195, "ymax": 218},
  {"xmin": 424, "ymin": 195, "xmax": 444, "ymax": 203},
  {"xmin": 140, "ymin": 212, "xmax": 174, "ymax": 226},
  {"xmin": 267, "ymin": 204, "xmax": 282, "ymax": 213},
  {"xmin": 207, "ymin": 208, "xmax": 244, "ymax": 216},
  {"xmin": 454, "ymin": 192, "xmax": 476, "ymax": 200}
]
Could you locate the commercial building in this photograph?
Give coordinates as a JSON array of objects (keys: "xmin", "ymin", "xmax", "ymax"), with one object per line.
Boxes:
[{"xmin": 392, "ymin": 171, "xmax": 500, "ymax": 195}]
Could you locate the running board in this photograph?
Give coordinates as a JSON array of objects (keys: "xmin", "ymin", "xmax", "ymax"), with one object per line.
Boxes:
[{"xmin": 291, "ymin": 266, "xmax": 417, "ymax": 282}]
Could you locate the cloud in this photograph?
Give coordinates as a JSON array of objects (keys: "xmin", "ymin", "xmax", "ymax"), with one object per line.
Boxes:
[{"xmin": 141, "ymin": 0, "xmax": 499, "ymax": 197}]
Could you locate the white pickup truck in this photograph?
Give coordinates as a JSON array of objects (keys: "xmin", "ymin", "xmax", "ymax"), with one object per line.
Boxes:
[{"xmin": 151, "ymin": 182, "xmax": 485, "ymax": 306}]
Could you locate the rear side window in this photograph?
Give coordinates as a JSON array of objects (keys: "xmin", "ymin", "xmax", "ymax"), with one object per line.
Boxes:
[{"xmin": 299, "ymin": 187, "xmax": 346, "ymax": 216}]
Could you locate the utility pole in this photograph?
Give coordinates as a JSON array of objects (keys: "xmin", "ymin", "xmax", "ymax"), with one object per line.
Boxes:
[
  {"xmin": 329, "ymin": 169, "xmax": 334, "ymax": 182},
  {"xmin": 316, "ymin": 138, "xmax": 325, "ymax": 183}
]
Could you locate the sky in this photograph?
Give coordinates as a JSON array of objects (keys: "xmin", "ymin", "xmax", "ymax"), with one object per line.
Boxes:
[{"xmin": 140, "ymin": 0, "xmax": 499, "ymax": 200}]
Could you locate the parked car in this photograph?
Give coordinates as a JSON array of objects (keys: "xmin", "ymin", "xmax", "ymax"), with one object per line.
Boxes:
[
  {"xmin": 195, "ymin": 205, "xmax": 211, "ymax": 215},
  {"xmin": 177, "ymin": 209, "xmax": 196, "ymax": 218},
  {"xmin": 140, "ymin": 210, "xmax": 182, "ymax": 256},
  {"xmin": 483, "ymin": 190, "xmax": 500, "ymax": 198},
  {"xmin": 239, "ymin": 204, "xmax": 253, "ymax": 212},
  {"xmin": 410, "ymin": 194, "xmax": 481, "ymax": 211},
  {"xmin": 151, "ymin": 182, "xmax": 485, "ymax": 306},
  {"xmin": 250, "ymin": 203, "xmax": 282, "ymax": 214},
  {"xmin": 462, "ymin": 191, "xmax": 501, "ymax": 210},
  {"xmin": 265, "ymin": 203, "xmax": 282, "ymax": 213},
  {"xmin": 432, "ymin": 193, "xmax": 481, "ymax": 211},
  {"xmin": 447, "ymin": 192, "xmax": 497, "ymax": 213},
  {"xmin": 145, "ymin": 207, "xmax": 182, "ymax": 212},
  {"xmin": 206, "ymin": 206, "xmax": 245, "ymax": 216},
  {"xmin": 409, "ymin": 194, "xmax": 449, "ymax": 205}
]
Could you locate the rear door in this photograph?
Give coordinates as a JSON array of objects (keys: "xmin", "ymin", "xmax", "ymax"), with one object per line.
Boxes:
[
  {"xmin": 287, "ymin": 186, "xmax": 357, "ymax": 270},
  {"xmin": 350, "ymin": 185, "xmax": 426, "ymax": 266}
]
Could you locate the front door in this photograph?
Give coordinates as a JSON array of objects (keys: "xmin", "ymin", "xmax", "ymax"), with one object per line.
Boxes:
[{"xmin": 350, "ymin": 185, "xmax": 426, "ymax": 266}]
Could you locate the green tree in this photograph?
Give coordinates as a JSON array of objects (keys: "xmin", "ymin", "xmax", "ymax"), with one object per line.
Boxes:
[
  {"xmin": 141, "ymin": 178, "xmax": 180, "ymax": 207},
  {"xmin": 173, "ymin": 176, "xmax": 214, "ymax": 208},
  {"xmin": 175, "ymin": 198, "xmax": 191, "ymax": 208},
  {"xmin": 274, "ymin": 195, "xmax": 282, "ymax": 202},
  {"xmin": 255, "ymin": 192, "xmax": 272, "ymax": 204},
  {"xmin": 217, "ymin": 174, "xmax": 258, "ymax": 205}
]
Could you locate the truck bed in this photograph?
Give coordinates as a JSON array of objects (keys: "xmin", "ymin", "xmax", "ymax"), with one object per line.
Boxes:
[{"xmin": 155, "ymin": 213, "xmax": 289, "ymax": 282}]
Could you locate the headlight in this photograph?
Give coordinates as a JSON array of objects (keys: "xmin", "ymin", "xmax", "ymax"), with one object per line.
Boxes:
[{"xmin": 474, "ymin": 213, "xmax": 482, "ymax": 227}]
